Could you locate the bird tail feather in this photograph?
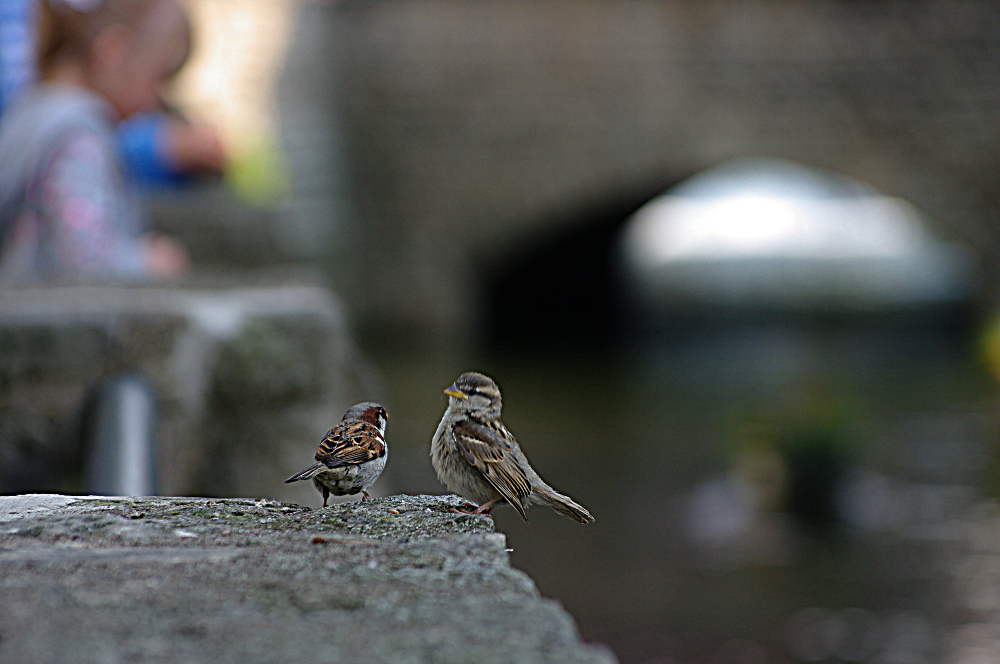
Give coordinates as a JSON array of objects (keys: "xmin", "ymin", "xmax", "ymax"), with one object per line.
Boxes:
[
  {"xmin": 284, "ymin": 462, "xmax": 325, "ymax": 483},
  {"xmin": 531, "ymin": 488, "xmax": 595, "ymax": 524}
]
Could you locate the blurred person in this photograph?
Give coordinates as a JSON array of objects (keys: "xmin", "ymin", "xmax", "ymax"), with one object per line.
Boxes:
[
  {"xmin": 0, "ymin": 0, "xmax": 225, "ymax": 190},
  {"xmin": 0, "ymin": 0, "xmax": 216, "ymax": 280}
]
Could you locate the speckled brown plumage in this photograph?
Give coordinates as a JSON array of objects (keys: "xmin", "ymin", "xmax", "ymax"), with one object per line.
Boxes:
[
  {"xmin": 315, "ymin": 419, "xmax": 387, "ymax": 467},
  {"xmin": 286, "ymin": 402, "xmax": 388, "ymax": 507}
]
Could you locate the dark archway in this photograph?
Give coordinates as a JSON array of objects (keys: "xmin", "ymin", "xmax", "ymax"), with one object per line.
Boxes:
[{"xmin": 481, "ymin": 178, "xmax": 688, "ymax": 354}]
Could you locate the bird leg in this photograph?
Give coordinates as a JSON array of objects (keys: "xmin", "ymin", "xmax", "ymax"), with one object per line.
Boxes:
[
  {"xmin": 361, "ymin": 491, "xmax": 371, "ymax": 502},
  {"xmin": 450, "ymin": 498, "xmax": 502, "ymax": 517},
  {"xmin": 322, "ymin": 487, "xmax": 329, "ymax": 508},
  {"xmin": 473, "ymin": 498, "xmax": 502, "ymax": 515}
]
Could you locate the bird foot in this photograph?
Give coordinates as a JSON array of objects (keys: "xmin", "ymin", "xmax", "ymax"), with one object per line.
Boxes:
[
  {"xmin": 361, "ymin": 492, "xmax": 371, "ymax": 502},
  {"xmin": 449, "ymin": 507, "xmax": 494, "ymax": 518},
  {"xmin": 449, "ymin": 499, "xmax": 499, "ymax": 517}
]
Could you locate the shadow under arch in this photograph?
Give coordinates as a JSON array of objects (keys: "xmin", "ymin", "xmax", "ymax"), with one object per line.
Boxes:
[{"xmin": 480, "ymin": 173, "xmax": 698, "ymax": 355}]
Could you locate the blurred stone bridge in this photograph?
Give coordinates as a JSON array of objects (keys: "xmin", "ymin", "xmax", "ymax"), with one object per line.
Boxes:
[{"xmin": 176, "ymin": 0, "xmax": 1000, "ymax": 342}]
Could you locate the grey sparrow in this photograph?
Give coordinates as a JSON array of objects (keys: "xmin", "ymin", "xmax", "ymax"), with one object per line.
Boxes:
[{"xmin": 431, "ymin": 372, "xmax": 594, "ymax": 523}]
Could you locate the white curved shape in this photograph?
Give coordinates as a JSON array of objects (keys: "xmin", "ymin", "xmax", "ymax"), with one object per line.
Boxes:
[{"xmin": 621, "ymin": 158, "xmax": 977, "ymax": 307}]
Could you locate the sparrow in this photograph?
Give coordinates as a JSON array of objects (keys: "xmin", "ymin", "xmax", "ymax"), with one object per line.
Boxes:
[
  {"xmin": 285, "ymin": 402, "xmax": 388, "ymax": 507},
  {"xmin": 431, "ymin": 371, "xmax": 594, "ymax": 523}
]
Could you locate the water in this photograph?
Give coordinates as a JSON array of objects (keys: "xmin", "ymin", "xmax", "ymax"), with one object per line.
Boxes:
[{"xmin": 369, "ymin": 315, "xmax": 996, "ymax": 663}]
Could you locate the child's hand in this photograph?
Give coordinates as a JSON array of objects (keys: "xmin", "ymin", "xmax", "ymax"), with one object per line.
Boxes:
[
  {"xmin": 164, "ymin": 119, "xmax": 226, "ymax": 174},
  {"xmin": 140, "ymin": 233, "xmax": 191, "ymax": 279}
]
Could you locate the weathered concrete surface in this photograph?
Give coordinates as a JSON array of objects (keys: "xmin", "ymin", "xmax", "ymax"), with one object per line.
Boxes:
[{"xmin": 0, "ymin": 493, "xmax": 615, "ymax": 664}]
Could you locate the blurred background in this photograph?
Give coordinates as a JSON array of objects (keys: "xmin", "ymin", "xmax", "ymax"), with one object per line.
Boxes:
[{"xmin": 7, "ymin": 0, "xmax": 1000, "ymax": 662}]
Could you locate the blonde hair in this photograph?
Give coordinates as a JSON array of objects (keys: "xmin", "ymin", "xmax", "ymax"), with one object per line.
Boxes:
[{"xmin": 36, "ymin": 0, "xmax": 186, "ymax": 78}]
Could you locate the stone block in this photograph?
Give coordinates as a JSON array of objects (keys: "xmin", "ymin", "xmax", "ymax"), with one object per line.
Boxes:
[{"xmin": 0, "ymin": 277, "xmax": 380, "ymax": 500}]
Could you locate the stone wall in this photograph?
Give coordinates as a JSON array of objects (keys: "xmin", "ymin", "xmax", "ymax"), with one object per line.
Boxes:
[{"xmin": 286, "ymin": 0, "xmax": 1000, "ymax": 337}]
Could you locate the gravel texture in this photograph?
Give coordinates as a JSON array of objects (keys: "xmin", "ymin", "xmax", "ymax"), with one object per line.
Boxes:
[{"xmin": 0, "ymin": 493, "xmax": 615, "ymax": 664}]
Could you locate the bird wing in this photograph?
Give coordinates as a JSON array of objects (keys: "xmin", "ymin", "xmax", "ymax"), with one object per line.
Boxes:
[
  {"xmin": 316, "ymin": 421, "xmax": 386, "ymax": 468},
  {"xmin": 452, "ymin": 419, "xmax": 531, "ymax": 520}
]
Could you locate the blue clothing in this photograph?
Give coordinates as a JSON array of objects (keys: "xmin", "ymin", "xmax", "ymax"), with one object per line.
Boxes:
[
  {"xmin": 119, "ymin": 113, "xmax": 190, "ymax": 189},
  {"xmin": 0, "ymin": 0, "xmax": 34, "ymax": 114}
]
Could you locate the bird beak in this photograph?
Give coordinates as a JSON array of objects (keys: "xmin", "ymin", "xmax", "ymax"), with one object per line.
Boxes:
[{"xmin": 443, "ymin": 386, "xmax": 468, "ymax": 400}]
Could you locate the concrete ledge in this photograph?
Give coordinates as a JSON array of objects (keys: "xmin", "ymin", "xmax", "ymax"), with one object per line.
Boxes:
[{"xmin": 0, "ymin": 493, "xmax": 615, "ymax": 664}]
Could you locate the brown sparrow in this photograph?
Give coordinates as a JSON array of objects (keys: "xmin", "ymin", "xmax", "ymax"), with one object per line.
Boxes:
[
  {"xmin": 431, "ymin": 372, "xmax": 594, "ymax": 523},
  {"xmin": 285, "ymin": 402, "xmax": 388, "ymax": 507}
]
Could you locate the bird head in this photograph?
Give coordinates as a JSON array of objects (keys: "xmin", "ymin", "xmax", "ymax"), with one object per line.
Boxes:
[
  {"xmin": 444, "ymin": 371, "xmax": 502, "ymax": 419},
  {"xmin": 344, "ymin": 402, "xmax": 388, "ymax": 435}
]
